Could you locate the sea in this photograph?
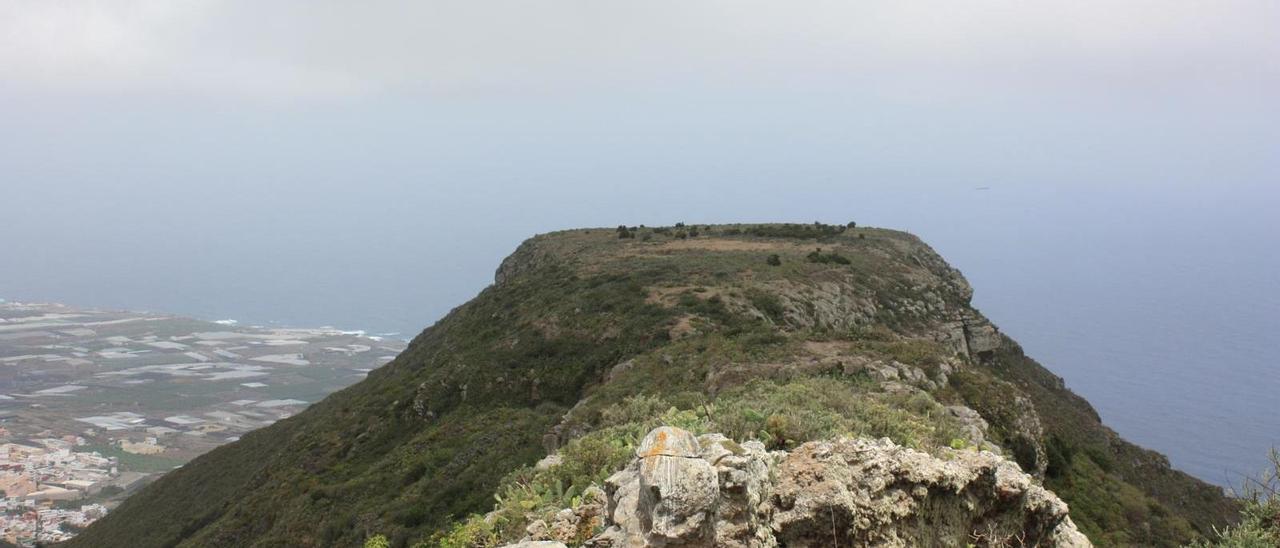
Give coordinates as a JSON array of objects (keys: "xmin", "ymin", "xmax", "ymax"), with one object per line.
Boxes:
[{"xmin": 2, "ymin": 183, "xmax": 1276, "ymax": 489}]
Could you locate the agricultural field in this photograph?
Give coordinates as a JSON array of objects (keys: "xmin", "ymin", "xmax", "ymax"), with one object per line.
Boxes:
[{"xmin": 0, "ymin": 300, "xmax": 405, "ymax": 515}]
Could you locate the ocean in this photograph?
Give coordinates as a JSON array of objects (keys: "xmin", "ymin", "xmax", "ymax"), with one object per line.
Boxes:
[{"xmin": 2, "ymin": 183, "xmax": 1276, "ymax": 488}]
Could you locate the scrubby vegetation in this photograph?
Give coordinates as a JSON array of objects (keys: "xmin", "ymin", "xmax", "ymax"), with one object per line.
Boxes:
[
  {"xmin": 427, "ymin": 376, "xmax": 968, "ymax": 547},
  {"xmin": 1189, "ymin": 450, "xmax": 1280, "ymax": 547},
  {"xmin": 805, "ymin": 248, "xmax": 852, "ymax": 264},
  {"xmin": 69, "ymin": 224, "xmax": 1237, "ymax": 548},
  {"xmin": 723, "ymin": 222, "xmax": 848, "ymax": 240}
]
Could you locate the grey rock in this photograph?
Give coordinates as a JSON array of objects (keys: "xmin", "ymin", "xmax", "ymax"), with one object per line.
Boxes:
[
  {"xmin": 769, "ymin": 437, "xmax": 1086, "ymax": 547},
  {"xmin": 535, "ymin": 454, "xmax": 563, "ymax": 470},
  {"xmin": 637, "ymin": 426, "xmax": 702, "ymax": 459},
  {"xmin": 946, "ymin": 404, "xmax": 990, "ymax": 447},
  {"xmin": 577, "ymin": 427, "xmax": 1089, "ymax": 547},
  {"xmin": 638, "ymin": 446, "xmax": 719, "ymax": 543}
]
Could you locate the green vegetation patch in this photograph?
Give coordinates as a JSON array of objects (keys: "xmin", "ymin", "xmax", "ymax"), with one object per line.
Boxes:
[
  {"xmin": 80, "ymin": 444, "xmax": 186, "ymax": 474},
  {"xmin": 427, "ymin": 376, "xmax": 968, "ymax": 547}
]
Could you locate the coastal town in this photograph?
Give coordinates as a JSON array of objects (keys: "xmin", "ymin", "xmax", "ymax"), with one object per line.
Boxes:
[
  {"xmin": 0, "ymin": 300, "xmax": 406, "ymax": 545},
  {"xmin": 0, "ymin": 437, "xmax": 112, "ymax": 544}
]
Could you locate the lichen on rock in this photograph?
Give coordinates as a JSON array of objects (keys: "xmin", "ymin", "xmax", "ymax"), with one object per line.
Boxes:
[{"xmin": 507, "ymin": 426, "xmax": 1090, "ymax": 548}]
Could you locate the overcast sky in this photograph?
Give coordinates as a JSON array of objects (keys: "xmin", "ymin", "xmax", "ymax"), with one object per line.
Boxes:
[
  {"xmin": 1, "ymin": 0, "xmax": 1277, "ymax": 333},
  {"xmin": 3, "ymin": 1, "xmax": 1278, "ymax": 100}
]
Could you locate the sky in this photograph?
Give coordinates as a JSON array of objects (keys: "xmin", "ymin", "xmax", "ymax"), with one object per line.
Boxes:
[
  {"xmin": 2, "ymin": 0, "xmax": 1276, "ymax": 328},
  {"xmin": 1, "ymin": 0, "xmax": 1279, "ymax": 484}
]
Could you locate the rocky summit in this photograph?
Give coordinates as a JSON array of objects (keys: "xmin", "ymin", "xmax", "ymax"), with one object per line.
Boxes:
[
  {"xmin": 68, "ymin": 224, "xmax": 1236, "ymax": 547},
  {"xmin": 510, "ymin": 425, "xmax": 1089, "ymax": 547}
]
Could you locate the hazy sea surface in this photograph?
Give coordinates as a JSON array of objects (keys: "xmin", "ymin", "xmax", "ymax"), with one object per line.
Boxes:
[
  {"xmin": 930, "ymin": 186, "xmax": 1280, "ymax": 488},
  {"xmin": 2, "ymin": 184, "xmax": 1276, "ymax": 488}
]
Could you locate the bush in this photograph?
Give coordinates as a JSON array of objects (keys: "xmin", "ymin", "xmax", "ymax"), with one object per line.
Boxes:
[
  {"xmin": 709, "ymin": 377, "xmax": 957, "ymax": 450},
  {"xmin": 766, "ymin": 254, "xmax": 782, "ymax": 267},
  {"xmin": 1190, "ymin": 449, "xmax": 1280, "ymax": 547},
  {"xmin": 806, "ymin": 249, "xmax": 851, "ymax": 265},
  {"xmin": 743, "ymin": 223, "xmax": 845, "ymax": 240},
  {"xmin": 428, "ymin": 517, "xmax": 499, "ymax": 548},
  {"xmin": 745, "ymin": 289, "xmax": 786, "ymax": 324},
  {"xmin": 1045, "ymin": 435, "xmax": 1076, "ymax": 479},
  {"xmin": 550, "ymin": 436, "xmax": 631, "ymax": 491}
]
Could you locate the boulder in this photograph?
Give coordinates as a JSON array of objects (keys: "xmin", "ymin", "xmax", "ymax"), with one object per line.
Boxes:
[{"xmin": 637, "ymin": 428, "xmax": 719, "ymax": 544}]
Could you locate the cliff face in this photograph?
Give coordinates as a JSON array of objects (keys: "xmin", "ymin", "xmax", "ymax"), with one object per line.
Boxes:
[{"xmin": 69, "ymin": 225, "xmax": 1235, "ymax": 548}]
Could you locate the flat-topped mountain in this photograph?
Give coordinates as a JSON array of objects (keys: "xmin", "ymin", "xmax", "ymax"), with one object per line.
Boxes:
[{"xmin": 67, "ymin": 224, "xmax": 1235, "ymax": 547}]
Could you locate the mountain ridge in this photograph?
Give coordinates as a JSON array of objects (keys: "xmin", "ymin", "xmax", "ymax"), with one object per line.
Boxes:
[{"xmin": 67, "ymin": 224, "xmax": 1236, "ymax": 547}]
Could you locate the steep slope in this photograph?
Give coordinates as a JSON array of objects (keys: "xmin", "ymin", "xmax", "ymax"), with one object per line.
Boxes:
[{"xmin": 68, "ymin": 224, "xmax": 1235, "ymax": 547}]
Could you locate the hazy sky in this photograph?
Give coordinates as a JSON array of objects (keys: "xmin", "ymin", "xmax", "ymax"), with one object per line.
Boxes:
[
  {"xmin": 2, "ymin": 0, "xmax": 1277, "ymax": 332},
  {"xmin": 2, "ymin": 0, "xmax": 1280, "ymax": 485}
]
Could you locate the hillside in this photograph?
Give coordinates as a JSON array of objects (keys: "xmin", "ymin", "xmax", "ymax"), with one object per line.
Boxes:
[{"xmin": 66, "ymin": 224, "xmax": 1236, "ymax": 547}]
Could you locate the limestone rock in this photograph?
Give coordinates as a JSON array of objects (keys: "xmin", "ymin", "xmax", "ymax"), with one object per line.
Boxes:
[
  {"xmin": 638, "ymin": 428, "xmax": 719, "ymax": 544},
  {"xmin": 769, "ymin": 437, "xmax": 1083, "ymax": 547},
  {"xmin": 637, "ymin": 426, "xmax": 702, "ymax": 459},
  {"xmin": 535, "ymin": 454, "xmax": 563, "ymax": 470},
  {"xmin": 946, "ymin": 404, "xmax": 990, "ymax": 448},
  {"xmin": 577, "ymin": 427, "xmax": 1089, "ymax": 547},
  {"xmin": 963, "ymin": 318, "xmax": 1002, "ymax": 358}
]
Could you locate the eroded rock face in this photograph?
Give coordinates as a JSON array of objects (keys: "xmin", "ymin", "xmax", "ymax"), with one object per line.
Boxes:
[
  {"xmin": 510, "ymin": 427, "xmax": 1090, "ymax": 548},
  {"xmin": 770, "ymin": 437, "xmax": 1086, "ymax": 547}
]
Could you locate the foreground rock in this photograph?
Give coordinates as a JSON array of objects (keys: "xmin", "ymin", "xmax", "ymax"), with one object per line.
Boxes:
[{"xmin": 511, "ymin": 426, "xmax": 1090, "ymax": 547}]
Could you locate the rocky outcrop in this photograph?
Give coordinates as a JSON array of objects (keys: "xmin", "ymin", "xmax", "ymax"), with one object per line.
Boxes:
[
  {"xmin": 495, "ymin": 237, "xmax": 555, "ymax": 285},
  {"xmin": 936, "ymin": 313, "xmax": 1002, "ymax": 361},
  {"xmin": 770, "ymin": 437, "xmax": 1086, "ymax": 547},
  {"xmin": 510, "ymin": 427, "xmax": 1090, "ymax": 547}
]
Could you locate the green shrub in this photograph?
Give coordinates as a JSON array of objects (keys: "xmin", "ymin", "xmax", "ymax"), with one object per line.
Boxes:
[
  {"xmin": 1189, "ymin": 449, "xmax": 1280, "ymax": 547},
  {"xmin": 429, "ymin": 517, "xmax": 499, "ymax": 548},
  {"xmin": 743, "ymin": 223, "xmax": 845, "ymax": 240},
  {"xmin": 766, "ymin": 254, "xmax": 782, "ymax": 266},
  {"xmin": 550, "ymin": 436, "xmax": 631, "ymax": 491},
  {"xmin": 1045, "ymin": 435, "xmax": 1076, "ymax": 479},
  {"xmin": 745, "ymin": 289, "xmax": 786, "ymax": 324},
  {"xmin": 806, "ymin": 248, "xmax": 851, "ymax": 265},
  {"xmin": 708, "ymin": 378, "xmax": 957, "ymax": 450}
]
